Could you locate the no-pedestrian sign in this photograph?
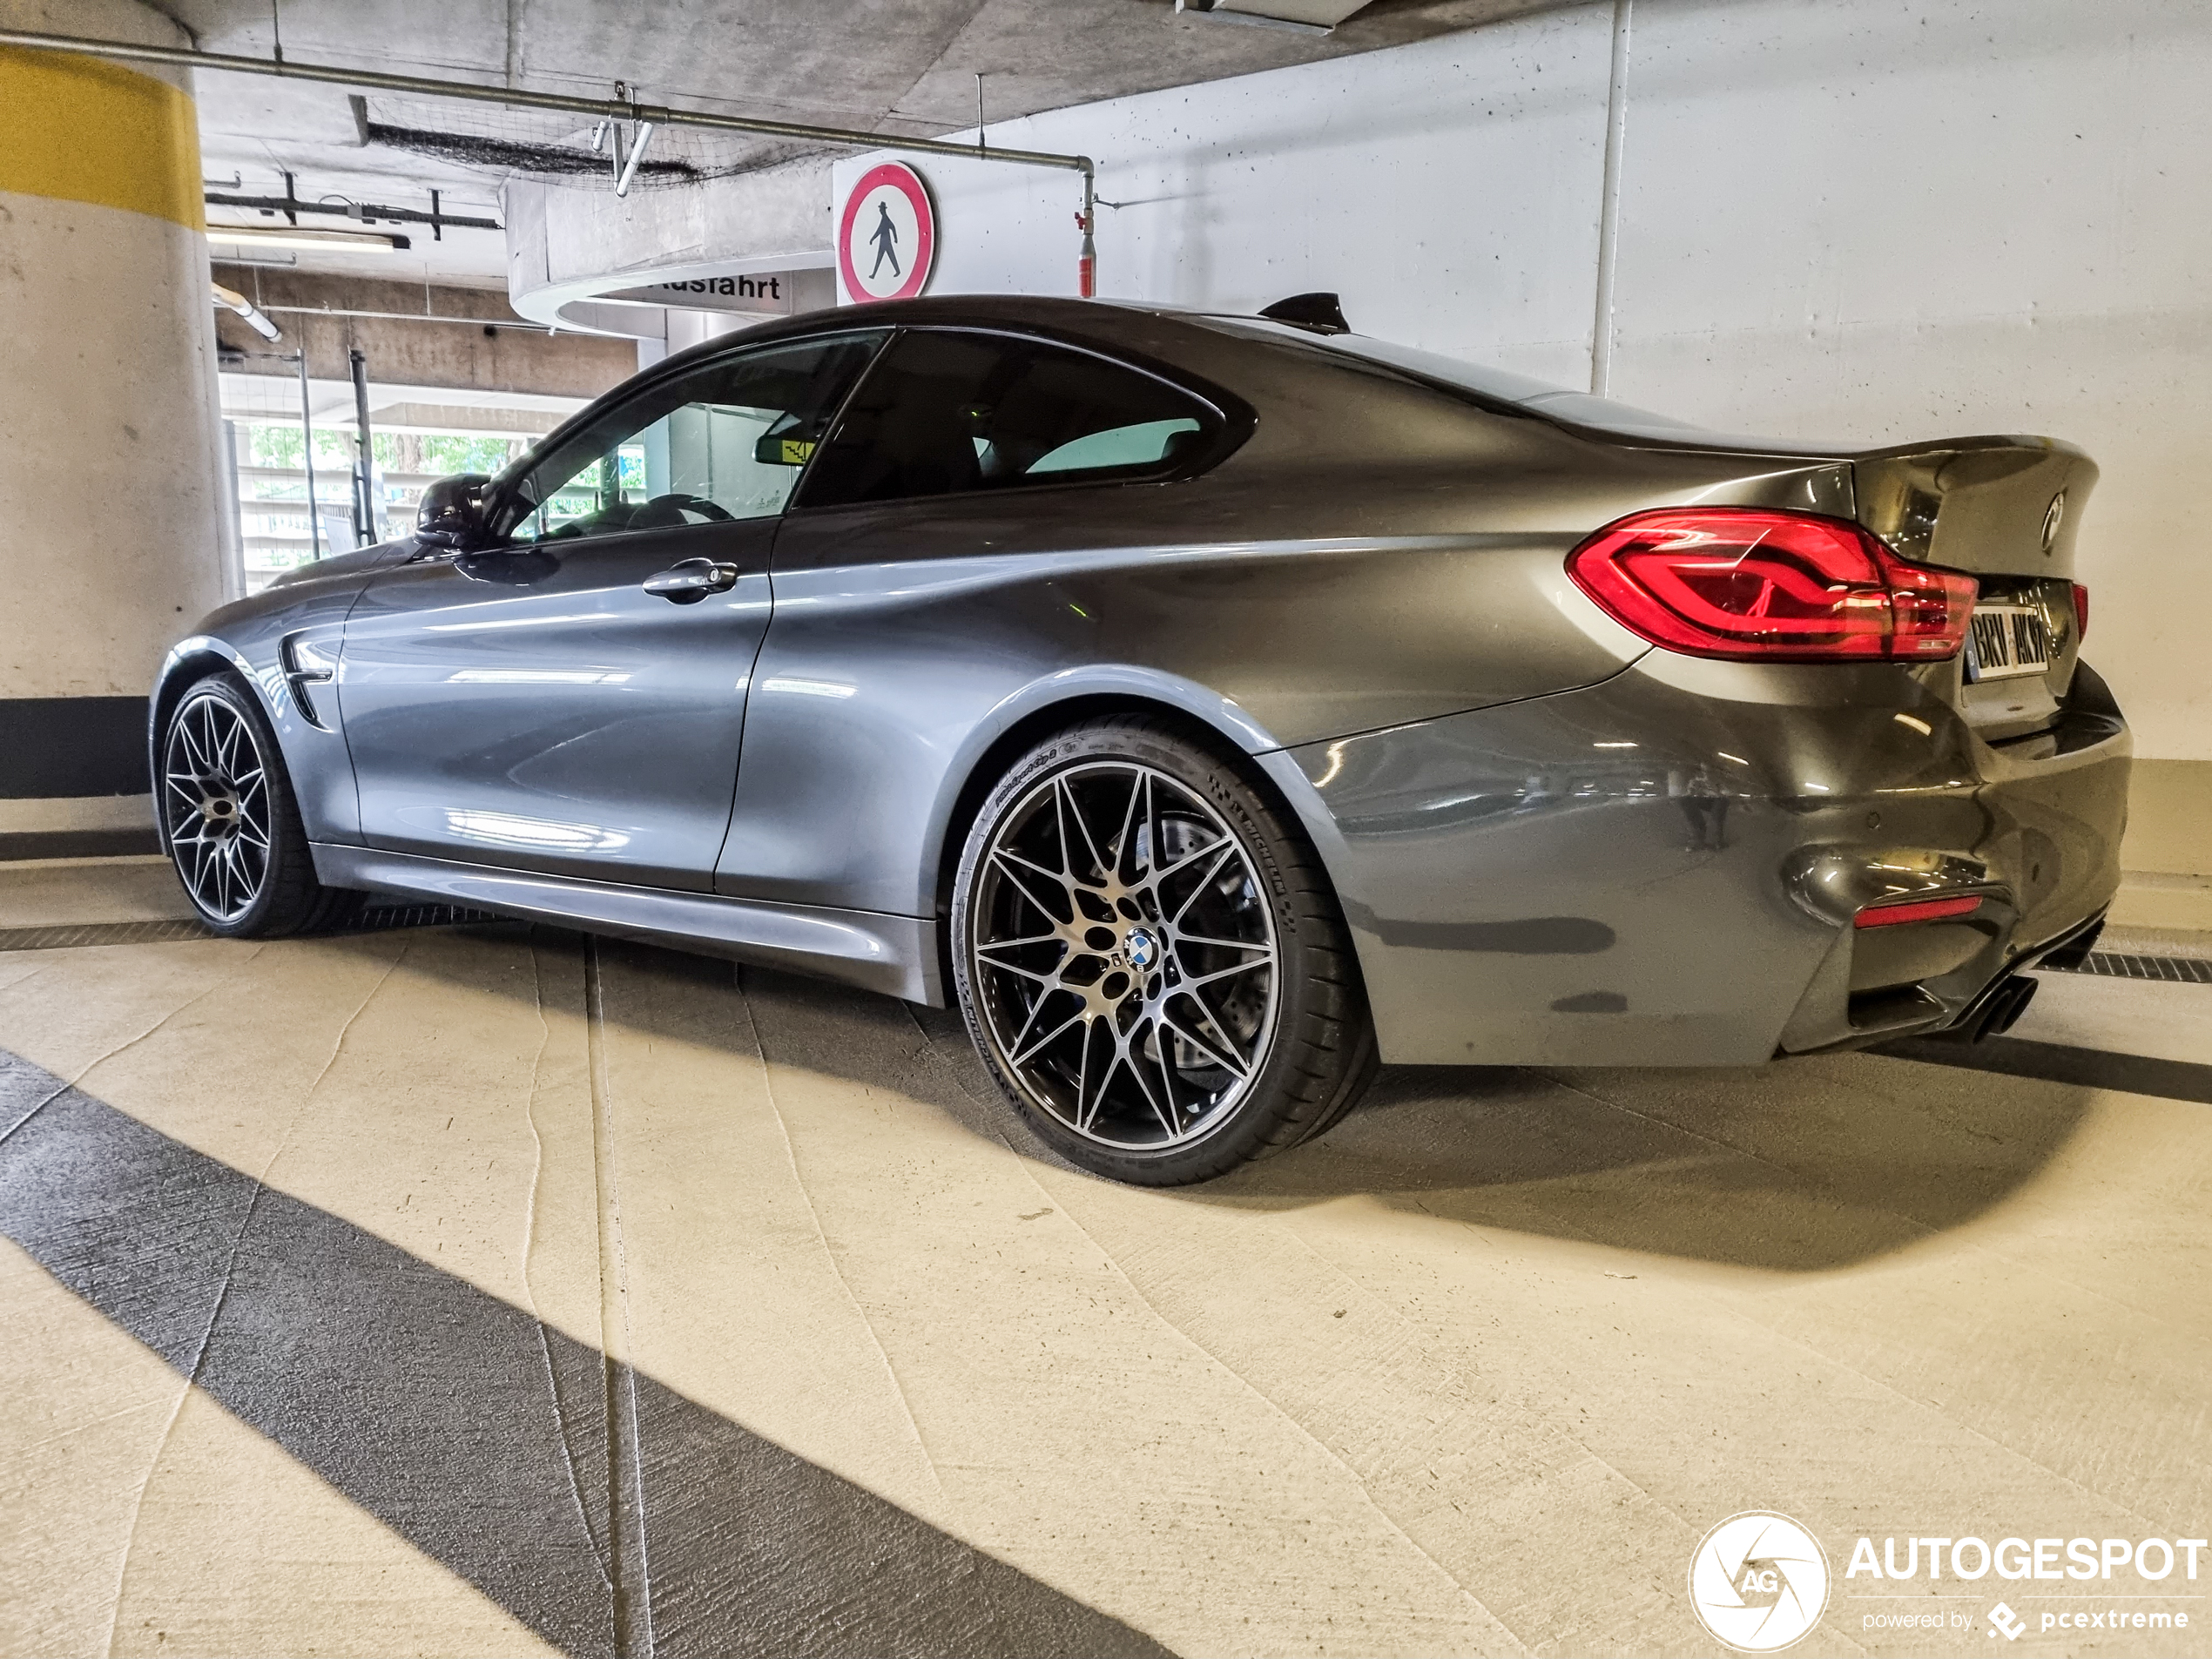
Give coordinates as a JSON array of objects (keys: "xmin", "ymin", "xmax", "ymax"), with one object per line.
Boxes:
[{"xmin": 838, "ymin": 161, "xmax": 936, "ymax": 303}]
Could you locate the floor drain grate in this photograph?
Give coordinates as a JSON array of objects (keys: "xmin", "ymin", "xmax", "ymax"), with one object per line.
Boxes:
[
  {"xmin": 2043, "ymin": 951, "xmax": 2212, "ymax": 985},
  {"xmin": 0, "ymin": 906, "xmax": 502, "ymax": 954},
  {"xmin": 352, "ymin": 904, "xmax": 502, "ymax": 934},
  {"xmin": 0, "ymin": 919, "xmax": 215, "ymax": 952}
]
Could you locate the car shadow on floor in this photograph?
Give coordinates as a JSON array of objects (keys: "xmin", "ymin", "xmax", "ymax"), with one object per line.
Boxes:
[
  {"xmin": 295, "ymin": 921, "xmax": 2102, "ymax": 1276},
  {"xmin": 1191, "ymin": 1052, "xmax": 2097, "ymax": 1271}
]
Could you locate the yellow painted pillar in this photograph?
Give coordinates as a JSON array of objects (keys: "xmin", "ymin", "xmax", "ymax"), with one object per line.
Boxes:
[{"xmin": 0, "ymin": 2, "xmax": 228, "ymax": 855}]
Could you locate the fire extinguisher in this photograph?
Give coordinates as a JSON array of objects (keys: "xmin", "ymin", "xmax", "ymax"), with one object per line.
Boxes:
[{"xmin": 1076, "ymin": 171, "xmax": 1096, "ymax": 299}]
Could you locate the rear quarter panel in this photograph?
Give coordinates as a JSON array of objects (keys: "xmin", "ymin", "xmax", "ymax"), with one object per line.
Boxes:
[{"xmin": 721, "ymin": 341, "xmax": 1857, "ymax": 919}]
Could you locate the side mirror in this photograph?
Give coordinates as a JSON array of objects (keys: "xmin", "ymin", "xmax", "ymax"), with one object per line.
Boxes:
[{"xmin": 415, "ymin": 473, "xmax": 493, "ymax": 550}]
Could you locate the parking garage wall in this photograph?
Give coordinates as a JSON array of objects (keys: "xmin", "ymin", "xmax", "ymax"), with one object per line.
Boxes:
[{"xmin": 836, "ymin": 0, "xmax": 2212, "ymax": 873}]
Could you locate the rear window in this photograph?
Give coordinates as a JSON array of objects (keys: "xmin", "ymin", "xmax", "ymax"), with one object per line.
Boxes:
[
  {"xmin": 1314, "ymin": 337, "xmax": 1700, "ymax": 436},
  {"xmin": 1302, "ymin": 331, "xmax": 1574, "ymax": 406},
  {"xmin": 798, "ymin": 329, "xmax": 1217, "ymax": 509},
  {"xmin": 1191, "ymin": 314, "xmax": 1700, "ymax": 438}
]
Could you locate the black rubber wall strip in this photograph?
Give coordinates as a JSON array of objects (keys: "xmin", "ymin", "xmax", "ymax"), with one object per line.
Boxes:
[
  {"xmin": 0, "ymin": 827, "xmax": 163, "ymax": 862},
  {"xmin": 1876, "ymin": 1035, "xmax": 2212, "ymax": 1107},
  {"xmin": 0, "ymin": 1050, "xmax": 1173, "ymax": 1659},
  {"xmin": 0, "ymin": 697, "xmax": 150, "ymax": 798}
]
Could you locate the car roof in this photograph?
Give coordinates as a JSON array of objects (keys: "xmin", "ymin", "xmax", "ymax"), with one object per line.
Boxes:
[
  {"xmin": 647, "ymin": 293, "xmax": 1203, "ymax": 372},
  {"xmin": 496, "ymin": 296, "xmax": 1266, "ymax": 494},
  {"xmin": 526, "ymin": 293, "xmax": 1844, "ymax": 486}
]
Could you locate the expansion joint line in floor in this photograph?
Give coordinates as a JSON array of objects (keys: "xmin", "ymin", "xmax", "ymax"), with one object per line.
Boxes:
[{"xmin": 586, "ymin": 938, "xmax": 657, "ymax": 1659}]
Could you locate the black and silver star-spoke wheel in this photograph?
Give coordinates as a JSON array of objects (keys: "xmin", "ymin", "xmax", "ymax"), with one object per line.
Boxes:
[
  {"xmin": 159, "ymin": 673, "xmax": 355, "ymax": 937},
  {"xmin": 163, "ymin": 685, "xmax": 273, "ymax": 922},
  {"xmin": 953, "ymin": 717, "xmax": 1377, "ymax": 1185},
  {"xmin": 973, "ymin": 759, "xmax": 1278, "ymax": 1149}
]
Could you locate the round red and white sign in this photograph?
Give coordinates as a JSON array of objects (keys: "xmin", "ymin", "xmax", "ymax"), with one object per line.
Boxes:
[{"xmin": 838, "ymin": 161, "xmax": 936, "ymax": 303}]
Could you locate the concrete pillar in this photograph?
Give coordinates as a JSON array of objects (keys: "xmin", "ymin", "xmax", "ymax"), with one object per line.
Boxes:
[
  {"xmin": 665, "ymin": 308, "xmax": 755, "ymax": 354},
  {"xmin": 0, "ymin": 1, "xmax": 228, "ymax": 858}
]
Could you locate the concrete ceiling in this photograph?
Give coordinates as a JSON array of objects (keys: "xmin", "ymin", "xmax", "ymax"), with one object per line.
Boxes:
[{"xmin": 173, "ymin": 0, "xmax": 1559, "ymax": 290}]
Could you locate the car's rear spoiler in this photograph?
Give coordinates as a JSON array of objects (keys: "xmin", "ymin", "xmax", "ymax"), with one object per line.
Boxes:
[{"xmin": 1853, "ymin": 435, "xmax": 2096, "ymax": 580}]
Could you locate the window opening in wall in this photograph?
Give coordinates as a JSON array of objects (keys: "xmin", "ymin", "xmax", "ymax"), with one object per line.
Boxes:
[{"xmin": 232, "ymin": 424, "xmax": 534, "ymax": 592}]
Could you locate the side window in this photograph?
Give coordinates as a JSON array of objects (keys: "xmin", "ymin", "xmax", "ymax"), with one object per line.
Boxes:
[
  {"xmin": 508, "ymin": 333, "xmax": 883, "ymax": 543},
  {"xmin": 797, "ymin": 330, "xmax": 1216, "ymax": 509}
]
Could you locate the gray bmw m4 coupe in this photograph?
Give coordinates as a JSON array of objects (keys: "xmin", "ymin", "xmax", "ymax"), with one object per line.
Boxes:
[{"xmin": 155, "ymin": 293, "xmax": 2128, "ymax": 1184}]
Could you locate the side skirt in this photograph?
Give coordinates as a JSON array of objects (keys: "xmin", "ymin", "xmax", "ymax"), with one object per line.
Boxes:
[{"xmin": 311, "ymin": 844, "xmax": 946, "ymax": 1006}]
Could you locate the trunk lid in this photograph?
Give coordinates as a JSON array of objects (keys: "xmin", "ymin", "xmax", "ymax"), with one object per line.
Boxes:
[
  {"xmin": 1527, "ymin": 404, "xmax": 2099, "ymax": 740},
  {"xmin": 1853, "ymin": 437, "xmax": 2095, "ymax": 740}
]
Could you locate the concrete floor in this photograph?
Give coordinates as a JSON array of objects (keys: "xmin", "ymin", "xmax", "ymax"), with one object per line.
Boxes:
[{"xmin": 2, "ymin": 859, "xmax": 2207, "ymax": 1658}]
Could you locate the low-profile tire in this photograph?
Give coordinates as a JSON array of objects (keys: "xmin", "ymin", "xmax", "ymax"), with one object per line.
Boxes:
[
  {"xmin": 1292, "ymin": 1013, "xmax": 1380, "ymax": 1149},
  {"xmin": 159, "ymin": 672, "xmax": 355, "ymax": 938},
  {"xmin": 951, "ymin": 715, "xmax": 1376, "ymax": 1185}
]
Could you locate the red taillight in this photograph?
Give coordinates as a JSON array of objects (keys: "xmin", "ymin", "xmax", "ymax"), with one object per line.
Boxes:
[
  {"xmin": 2072, "ymin": 582, "xmax": 2089, "ymax": 641},
  {"xmin": 1854, "ymin": 894, "xmax": 1984, "ymax": 928},
  {"xmin": 1567, "ymin": 509, "xmax": 1978, "ymax": 663}
]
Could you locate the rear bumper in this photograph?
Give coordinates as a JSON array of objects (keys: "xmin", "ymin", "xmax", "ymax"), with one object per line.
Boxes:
[{"xmin": 1263, "ymin": 653, "xmax": 2129, "ymax": 1066}]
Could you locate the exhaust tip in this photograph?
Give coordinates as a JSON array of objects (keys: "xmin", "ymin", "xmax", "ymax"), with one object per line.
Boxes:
[{"xmin": 1974, "ymin": 974, "xmax": 2038, "ymax": 1042}]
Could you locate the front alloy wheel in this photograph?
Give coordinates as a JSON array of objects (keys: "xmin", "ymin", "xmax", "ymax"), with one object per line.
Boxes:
[
  {"xmin": 163, "ymin": 686, "xmax": 273, "ymax": 923},
  {"xmin": 160, "ymin": 673, "xmax": 354, "ymax": 937},
  {"xmin": 954, "ymin": 717, "xmax": 1376, "ymax": 1184}
]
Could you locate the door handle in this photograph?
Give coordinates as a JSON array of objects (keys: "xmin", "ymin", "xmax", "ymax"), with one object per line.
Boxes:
[{"xmin": 643, "ymin": 557, "xmax": 739, "ymax": 604}]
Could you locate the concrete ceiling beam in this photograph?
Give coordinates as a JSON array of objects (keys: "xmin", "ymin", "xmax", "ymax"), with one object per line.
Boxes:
[{"xmin": 212, "ymin": 266, "xmax": 634, "ymax": 396}]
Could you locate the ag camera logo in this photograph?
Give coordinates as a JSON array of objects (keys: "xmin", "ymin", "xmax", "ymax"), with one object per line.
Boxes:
[{"xmin": 1689, "ymin": 1512, "xmax": 1832, "ymax": 1652}]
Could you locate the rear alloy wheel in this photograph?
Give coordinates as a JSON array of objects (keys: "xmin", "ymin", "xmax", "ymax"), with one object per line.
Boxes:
[
  {"xmin": 161, "ymin": 674, "xmax": 354, "ymax": 937},
  {"xmin": 953, "ymin": 717, "xmax": 1375, "ymax": 1185}
]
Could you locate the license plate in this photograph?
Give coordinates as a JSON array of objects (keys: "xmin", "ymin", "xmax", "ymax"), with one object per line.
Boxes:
[{"xmin": 1966, "ymin": 604, "xmax": 2053, "ymax": 682}]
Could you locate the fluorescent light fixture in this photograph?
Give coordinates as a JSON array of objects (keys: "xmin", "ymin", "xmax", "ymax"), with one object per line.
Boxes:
[
  {"xmin": 208, "ymin": 225, "xmax": 411, "ymax": 253},
  {"xmin": 1174, "ymin": 0, "xmax": 1368, "ymax": 32}
]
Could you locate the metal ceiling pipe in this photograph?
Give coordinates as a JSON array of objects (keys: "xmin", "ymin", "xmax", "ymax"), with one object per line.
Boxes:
[
  {"xmin": 614, "ymin": 121, "xmax": 655, "ymax": 197},
  {"xmin": 297, "ymin": 349, "xmax": 323, "ymax": 558},
  {"xmin": 0, "ymin": 27, "xmax": 1096, "ymax": 181},
  {"xmin": 254, "ymin": 304, "xmax": 554, "ymax": 333},
  {"xmin": 349, "ymin": 347, "xmax": 378, "ymax": 546},
  {"xmin": 6, "ymin": 24, "xmax": 1104, "ymax": 296},
  {"xmin": 211, "ymin": 280, "xmax": 281, "ymax": 340},
  {"xmin": 205, "ymin": 189, "xmax": 502, "ymax": 233}
]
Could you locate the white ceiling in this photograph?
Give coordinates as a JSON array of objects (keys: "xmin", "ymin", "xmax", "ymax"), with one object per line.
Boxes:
[
  {"xmin": 175, "ymin": 0, "xmax": 1557, "ymax": 290},
  {"xmin": 199, "ymin": 75, "xmax": 511, "ymax": 287}
]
